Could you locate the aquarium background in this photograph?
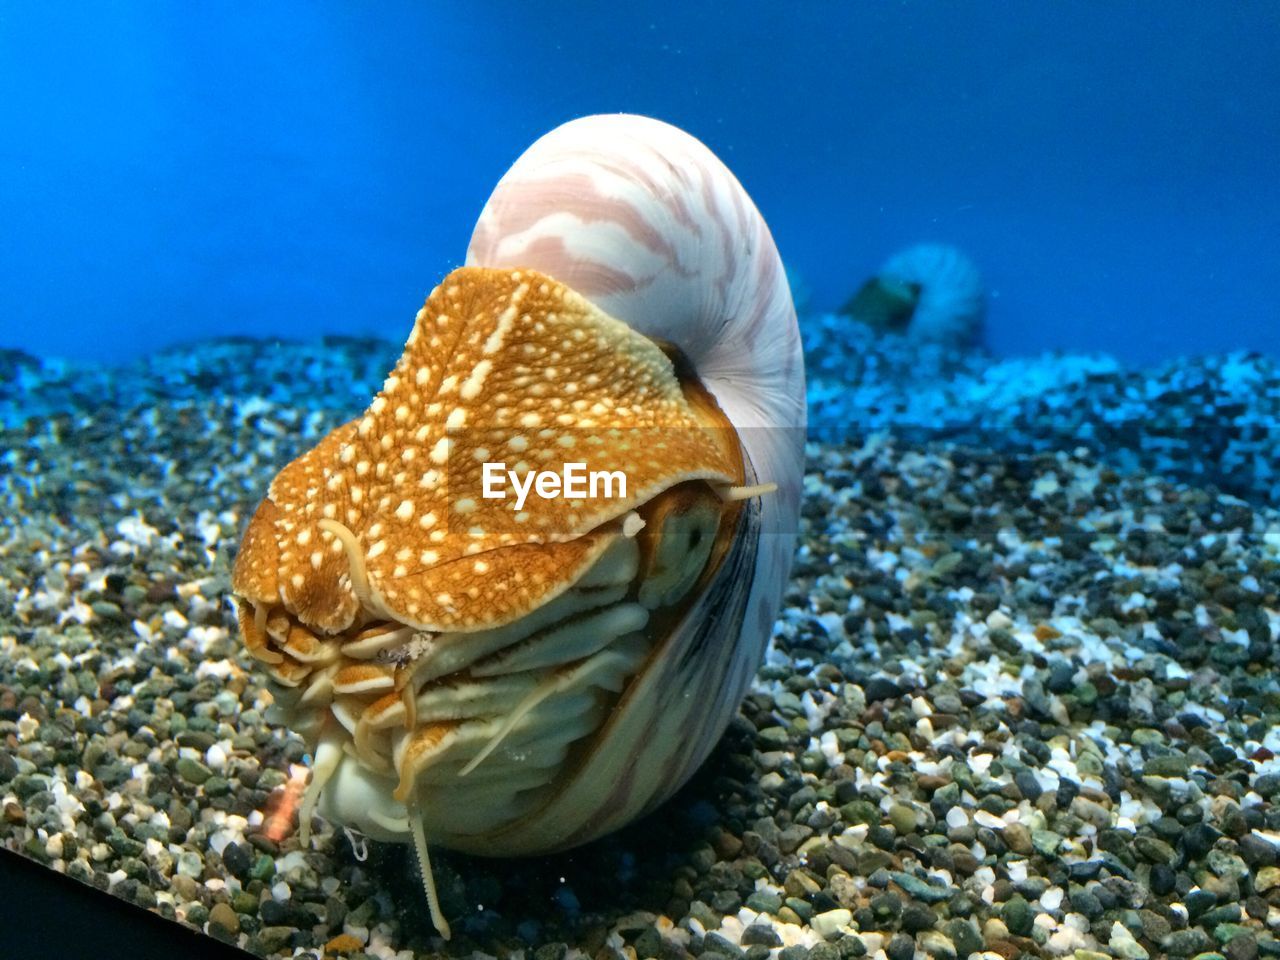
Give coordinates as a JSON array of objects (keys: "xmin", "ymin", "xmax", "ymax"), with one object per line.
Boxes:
[{"xmin": 2, "ymin": 2, "xmax": 1278, "ymax": 365}]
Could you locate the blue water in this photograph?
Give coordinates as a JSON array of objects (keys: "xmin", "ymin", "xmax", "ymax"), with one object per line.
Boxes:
[{"xmin": 2, "ymin": 2, "xmax": 1277, "ymax": 366}]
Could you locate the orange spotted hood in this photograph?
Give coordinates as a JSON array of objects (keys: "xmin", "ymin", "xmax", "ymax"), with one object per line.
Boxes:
[{"xmin": 232, "ymin": 266, "xmax": 741, "ymax": 636}]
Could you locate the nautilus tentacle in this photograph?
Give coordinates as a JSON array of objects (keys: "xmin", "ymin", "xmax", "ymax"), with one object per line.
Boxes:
[{"xmin": 230, "ymin": 114, "xmax": 805, "ymax": 939}]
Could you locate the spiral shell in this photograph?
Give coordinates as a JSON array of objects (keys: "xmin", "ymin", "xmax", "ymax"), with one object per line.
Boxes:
[
  {"xmin": 844, "ymin": 242, "xmax": 985, "ymax": 345},
  {"xmin": 230, "ymin": 114, "xmax": 805, "ymax": 938}
]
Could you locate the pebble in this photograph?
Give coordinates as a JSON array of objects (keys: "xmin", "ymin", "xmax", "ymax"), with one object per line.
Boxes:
[
  {"xmin": 888, "ymin": 804, "xmax": 917, "ymax": 834},
  {"xmin": 1256, "ymin": 868, "xmax": 1280, "ymax": 894},
  {"xmin": 741, "ymin": 925, "xmax": 783, "ymax": 948},
  {"xmin": 811, "ymin": 909, "xmax": 851, "ymax": 940},
  {"xmin": 176, "ymin": 757, "xmax": 212, "ymax": 785},
  {"xmin": 207, "ymin": 901, "xmax": 240, "ymax": 941},
  {"xmin": 885, "ymin": 934, "xmax": 915, "ymax": 960},
  {"xmin": 221, "ymin": 842, "xmax": 250, "ymax": 878},
  {"xmin": 863, "ymin": 678, "xmax": 902, "ymax": 703},
  {"xmin": 1109, "ymin": 922, "xmax": 1150, "ymax": 960}
]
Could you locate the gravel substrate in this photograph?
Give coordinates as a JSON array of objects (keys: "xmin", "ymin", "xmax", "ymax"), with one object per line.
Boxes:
[
  {"xmin": 803, "ymin": 317, "xmax": 1280, "ymax": 506},
  {"xmin": 3, "ymin": 330, "xmax": 1280, "ymax": 960}
]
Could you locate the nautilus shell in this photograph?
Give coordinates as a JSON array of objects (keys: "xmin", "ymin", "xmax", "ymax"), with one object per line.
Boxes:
[
  {"xmin": 231, "ymin": 114, "xmax": 805, "ymax": 937},
  {"xmin": 843, "ymin": 242, "xmax": 985, "ymax": 346}
]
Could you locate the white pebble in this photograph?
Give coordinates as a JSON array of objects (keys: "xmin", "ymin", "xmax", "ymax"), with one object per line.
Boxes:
[
  {"xmin": 811, "ymin": 908, "xmax": 851, "ymax": 940},
  {"xmin": 206, "ymin": 743, "xmax": 228, "ymax": 771},
  {"xmin": 974, "ymin": 809, "xmax": 1005, "ymax": 829},
  {"xmin": 1252, "ymin": 829, "xmax": 1280, "ymax": 849},
  {"xmin": 946, "ymin": 807, "xmax": 969, "ymax": 829},
  {"xmin": 195, "ymin": 659, "xmax": 236, "ymax": 681},
  {"xmin": 162, "ymin": 608, "xmax": 189, "ymax": 630},
  {"xmin": 115, "ymin": 514, "xmax": 159, "ymax": 547}
]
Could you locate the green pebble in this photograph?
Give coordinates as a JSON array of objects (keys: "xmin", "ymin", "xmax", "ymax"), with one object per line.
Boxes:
[
  {"xmin": 256, "ymin": 927, "xmax": 294, "ymax": 953},
  {"xmin": 1207, "ymin": 848, "xmax": 1249, "ymax": 879},
  {"xmin": 689, "ymin": 900, "xmax": 720, "ymax": 930},
  {"xmin": 346, "ymin": 899, "xmax": 377, "ymax": 927},
  {"xmin": 1002, "ymin": 895, "xmax": 1032, "ymax": 936},
  {"xmin": 1214, "ymin": 924, "xmax": 1252, "ymax": 945},
  {"xmin": 249, "ymin": 854, "xmax": 275, "ymax": 882},
  {"xmin": 746, "ymin": 891, "xmax": 783, "ymax": 914},
  {"xmin": 1144, "ymin": 755, "xmax": 1189, "ymax": 777},
  {"xmin": 23, "ymin": 837, "xmax": 48, "ymax": 862},
  {"xmin": 1077, "ymin": 752, "xmax": 1104, "ymax": 775},
  {"xmin": 1135, "ymin": 836, "xmax": 1176, "ymax": 864},
  {"xmin": 690, "ymin": 845, "xmax": 717, "ymax": 872},
  {"xmin": 634, "ymin": 927, "xmax": 663, "ymax": 959},
  {"xmin": 841, "ymin": 800, "xmax": 880, "ymax": 826},
  {"xmin": 91, "ymin": 601, "xmax": 124, "ymax": 620},
  {"xmin": 176, "ymin": 730, "xmax": 216, "ymax": 751},
  {"xmin": 176, "ymin": 757, "xmax": 212, "ymax": 785},
  {"xmin": 107, "ymin": 828, "xmax": 143, "ymax": 858},
  {"xmin": 1202, "ymin": 905, "xmax": 1242, "ymax": 926},
  {"xmin": 1165, "ymin": 931, "xmax": 1214, "ymax": 955},
  {"xmin": 785, "ymin": 897, "xmax": 813, "ymax": 922},
  {"xmin": 933, "ymin": 782, "xmax": 961, "ymax": 807},
  {"xmin": 888, "ymin": 804, "xmax": 917, "ymax": 834},
  {"xmin": 774, "ymin": 691, "xmax": 803, "ymax": 714},
  {"xmin": 857, "ymin": 850, "xmax": 894, "ymax": 875},
  {"xmin": 1032, "ymin": 829, "xmax": 1063, "ymax": 858},
  {"xmin": 945, "ymin": 919, "xmax": 982, "ymax": 957},
  {"xmin": 742, "ymin": 860, "xmax": 768, "ymax": 880},
  {"xmin": 890, "ymin": 872, "xmax": 952, "ymax": 904},
  {"xmin": 258, "ymin": 768, "xmax": 287, "ymax": 790},
  {"xmin": 757, "ymin": 726, "xmax": 790, "ymax": 748}
]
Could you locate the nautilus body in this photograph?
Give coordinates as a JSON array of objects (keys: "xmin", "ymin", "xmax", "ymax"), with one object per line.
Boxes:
[
  {"xmin": 231, "ymin": 114, "xmax": 805, "ymax": 937},
  {"xmin": 842, "ymin": 242, "xmax": 985, "ymax": 346}
]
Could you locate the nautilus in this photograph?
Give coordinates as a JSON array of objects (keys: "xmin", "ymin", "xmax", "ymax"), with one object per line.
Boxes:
[
  {"xmin": 842, "ymin": 242, "xmax": 985, "ymax": 346},
  {"xmin": 231, "ymin": 114, "xmax": 805, "ymax": 937}
]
